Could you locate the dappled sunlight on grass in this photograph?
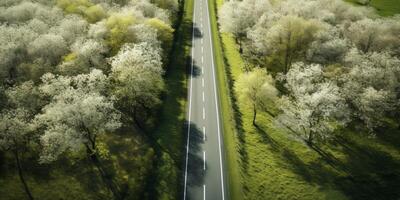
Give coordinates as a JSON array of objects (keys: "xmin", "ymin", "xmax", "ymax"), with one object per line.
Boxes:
[
  {"xmin": 217, "ymin": 4, "xmax": 400, "ymax": 198},
  {"xmin": 236, "ymin": 99, "xmax": 400, "ymax": 199}
]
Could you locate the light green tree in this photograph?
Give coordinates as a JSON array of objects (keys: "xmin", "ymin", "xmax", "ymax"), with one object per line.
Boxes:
[
  {"xmin": 249, "ymin": 15, "xmax": 323, "ymax": 73},
  {"xmin": 105, "ymin": 13, "xmax": 136, "ymax": 54},
  {"xmin": 84, "ymin": 4, "xmax": 107, "ymax": 23},
  {"xmin": 146, "ymin": 18, "xmax": 174, "ymax": 53},
  {"xmin": 235, "ymin": 68, "xmax": 278, "ymax": 126}
]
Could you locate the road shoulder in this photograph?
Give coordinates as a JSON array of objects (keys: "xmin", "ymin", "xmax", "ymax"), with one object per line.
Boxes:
[{"xmin": 207, "ymin": 0, "xmax": 245, "ymax": 199}]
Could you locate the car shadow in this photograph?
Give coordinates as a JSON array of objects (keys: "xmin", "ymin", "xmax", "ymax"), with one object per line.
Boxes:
[
  {"xmin": 184, "ymin": 122, "xmax": 206, "ymax": 187},
  {"xmin": 193, "ymin": 25, "xmax": 203, "ymax": 38}
]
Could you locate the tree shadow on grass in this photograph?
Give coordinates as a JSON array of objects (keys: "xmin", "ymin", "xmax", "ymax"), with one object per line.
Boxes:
[
  {"xmin": 254, "ymin": 124, "xmax": 279, "ymax": 149},
  {"xmin": 15, "ymin": 152, "xmax": 110, "ymax": 199},
  {"xmin": 333, "ymin": 136, "xmax": 400, "ymax": 200},
  {"xmin": 308, "ymin": 145, "xmax": 344, "ymax": 171},
  {"xmin": 254, "ymin": 123, "xmax": 341, "ymax": 185},
  {"xmin": 375, "ymin": 125, "xmax": 400, "ymax": 150},
  {"xmin": 255, "ymin": 125, "xmax": 333, "ymax": 185},
  {"xmin": 253, "ymin": 123, "xmax": 400, "ymax": 200}
]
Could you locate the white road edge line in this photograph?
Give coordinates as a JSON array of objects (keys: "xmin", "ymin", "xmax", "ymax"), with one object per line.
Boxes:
[
  {"xmin": 203, "ymin": 151, "xmax": 206, "ymax": 170},
  {"xmin": 183, "ymin": 4, "xmax": 196, "ymax": 200},
  {"xmin": 203, "ymin": 126, "xmax": 206, "ymax": 141},
  {"xmin": 206, "ymin": 0, "xmax": 225, "ymax": 198}
]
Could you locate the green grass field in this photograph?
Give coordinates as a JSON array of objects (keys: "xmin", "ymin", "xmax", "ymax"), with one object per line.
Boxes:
[
  {"xmin": 212, "ymin": 0, "xmax": 400, "ymax": 199},
  {"xmin": 345, "ymin": 0, "xmax": 400, "ymax": 16}
]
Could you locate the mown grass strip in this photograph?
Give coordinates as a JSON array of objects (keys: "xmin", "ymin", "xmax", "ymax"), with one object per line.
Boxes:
[{"xmin": 208, "ymin": 0, "xmax": 244, "ymax": 199}]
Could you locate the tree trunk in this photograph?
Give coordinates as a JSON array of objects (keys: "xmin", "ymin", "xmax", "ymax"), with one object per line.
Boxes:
[
  {"xmin": 364, "ymin": 34, "xmax": 373, "ymax": 53},
  {"xmin": 238, "ymin": 39, "xmax": 243, "ymax": 54},
  {"xmin": 86, "ymin": 146, "xmax": 121, "ymax": 200},
  {"xmin": 306, "ymin": 131, "xmax": 314, "ymax": 146},
  {"xmin": 284, "ymin": 32, "xmax": 292, "ymax": 74},
  {"xmin": 252, "ymin": 104, "xmax": 257, "ymax": 126},
  {"xmin": 133, "ymin": 106, "xmax": 145, "ymax": 131},
  {"xmin": 14, "ymin": 150, "xmax": 34, "ymax": 200}
]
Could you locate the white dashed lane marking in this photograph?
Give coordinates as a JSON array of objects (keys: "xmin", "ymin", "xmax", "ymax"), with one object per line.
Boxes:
[{"xmin": 203, "ymin": 151, "xmax": 206, "ymax": 170}]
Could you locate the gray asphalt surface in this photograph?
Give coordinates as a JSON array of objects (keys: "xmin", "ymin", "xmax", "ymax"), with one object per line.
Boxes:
[{"xmin": 183, "ymin": 0, "xmax": 227, "ymax": 199}]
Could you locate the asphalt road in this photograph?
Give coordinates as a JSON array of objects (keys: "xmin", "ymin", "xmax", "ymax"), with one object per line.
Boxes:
[{"xmin": 183, "ymin": 0, "xmax": 227, "ymax": 199}]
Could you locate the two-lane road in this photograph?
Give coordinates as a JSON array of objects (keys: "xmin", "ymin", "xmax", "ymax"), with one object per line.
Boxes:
[{"xmin": 183, "ymin": 0, "xmax": 227, "ymax": 199}]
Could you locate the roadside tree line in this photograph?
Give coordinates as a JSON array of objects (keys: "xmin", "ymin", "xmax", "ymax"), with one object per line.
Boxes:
[{"xmin": 0, "ymin": 0, "xmax": 178, "ymax": 199}]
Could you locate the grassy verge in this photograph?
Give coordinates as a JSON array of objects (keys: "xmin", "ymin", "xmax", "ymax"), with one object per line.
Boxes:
[
  {"xmin": 208, "ymin": 0, "xmax": 244, "ymax": 199},
  {"xmin": 345, "ymin": 0, "xmax": 400, "ymax": 16},
  {"xmin": 214, "ymin": 1, "xmax": 400, "ymax": 200},
  {"xmin": 152, "ymin": 0, "xmax": 194, "ymax": 198}
]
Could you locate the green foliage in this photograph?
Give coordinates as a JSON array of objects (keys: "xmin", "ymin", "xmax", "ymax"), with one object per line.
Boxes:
[
  {"xmin": 235, "ymin": 68, "xmax": 277, "ymax": 109},
  {"xmin": 15, "ymin": 61, "xmax": 50, "ymax": 83},
  {"xmin": 146, "ymin": 18, "xmax": 174, "ymax": 53},
  {"xmin": 97, "ymin": 142, "xmax": 111, "ymax": 160},
  {"xmin": 252, "ymin": 15, "xmax": 323, "ymax": 73},
  {"xmin": 153, "ymin": 0, "xmax": 178, "ymax": 12},
  {"xmin": 57, "ymin": 0, "xmax": 92, "ymax": 12},
  {"xmin": 155, "ymin": 153, "xmax": 178, "ymax": 200},
  {"xmin": 0, "ymin": 87, "xmax": 6, "ymax": 111},
  {"xmin": 57, "ymin": 0, "xmax": 106, "ymax": 23},
  {"xmin": 105, "ymin": 14, "xmax": 136, "ymax": 54},
  {"xmin": 62, "ymin": 52, "xmax": 77, "ymax": 62},
  {"xmin": 5, "ymin": 81, "xmax": 43, "ymax": 114},
  {"xmin": 84, "ymin": 5, "xmax": 107, "ymax": 23},
  {"xmin": 124, "ymin": 146, "xmax": 155, "ymax": 199}
]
